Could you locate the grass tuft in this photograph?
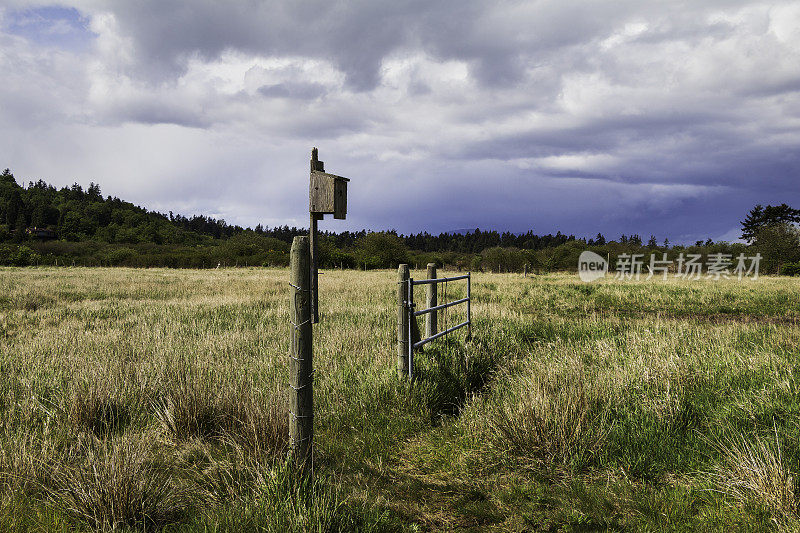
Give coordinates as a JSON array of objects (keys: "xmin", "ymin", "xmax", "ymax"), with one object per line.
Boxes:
[
  {"xmin": 710, "ymin": 425, "xmax": 798, "ymax": 524},
  {"xmin": 188, "ymin": 457, "xmax": 393, "ymax": 532},
  {"xmin": 69, "ymin": 383, "xmax": 129, "ymax": 437},
  {"xmin": 412, "ymin": 335, "xmax": 500, "ymax": 420},
  {"xmin": 43, "ymin": 432, "xmax": 191, "ymax": 531},
  {"xmin": 478, "ymin": 359, "xmax": 609, "ymax": 469},
  {"xmin": 154, "ymin": 365, "xmax": 288, "ymax": 457}
]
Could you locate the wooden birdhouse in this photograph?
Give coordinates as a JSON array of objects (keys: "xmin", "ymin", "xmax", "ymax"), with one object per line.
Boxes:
[
  {"xmin": 309, "ymin": 171, "xmax": 348, "ymax": 219},
  {"xmin": 308, "ymin": 147, "xmax": 350, "ymax": 323},
  {"xmin": 309, "ymin": 148, "xmax": 348, "ymax": 220}
]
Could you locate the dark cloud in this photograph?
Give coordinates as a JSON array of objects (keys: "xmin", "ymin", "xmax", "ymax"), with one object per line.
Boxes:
[
  {"xmin": 83, "ymin": 1, "xmax": 672, "ymax": 90},
  {"xmin": 258, "ymin": 81, "xmax": 327, "ymax": 100},
  {"xmin": 98, "ymin": 0, "xmax": 426, "ymax": 90},
  {"xmin": 118, "ymin": 100, "xmax": 211, "ymax": 128}
]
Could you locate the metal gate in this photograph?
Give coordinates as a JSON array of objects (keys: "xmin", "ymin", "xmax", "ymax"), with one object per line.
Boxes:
[{"xmin": 406, "ymin": 272, "xmax": 471, "ymax": 379}]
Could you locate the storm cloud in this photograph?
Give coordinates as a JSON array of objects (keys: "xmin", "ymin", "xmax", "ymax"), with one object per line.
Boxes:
[{"xmin": 1, "ymin": 0, "xmax": 799, "ymax": 242}]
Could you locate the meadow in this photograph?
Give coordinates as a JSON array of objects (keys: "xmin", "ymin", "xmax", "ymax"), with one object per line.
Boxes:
[{"xmin": 1, "ymin": 266, "xmax": 800, "ymax": 531}]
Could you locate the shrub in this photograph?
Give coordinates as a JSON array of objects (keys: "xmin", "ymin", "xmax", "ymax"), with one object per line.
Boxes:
[
  {"xmin": 105, "ymin": 247, "xmax": 137, "ymax": 266},
  {"xmin": 780, "ymin": 261, "xmax": 800, "ymax": 276},
  {"xmin": 0, "ymin": 245, "xmax": 39, "ymax": 266}
]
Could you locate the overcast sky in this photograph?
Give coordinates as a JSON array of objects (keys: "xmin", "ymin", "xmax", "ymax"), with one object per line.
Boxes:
[{"xmin": 1, "ymin": 1, "xmax": 799, "ymax": 243}]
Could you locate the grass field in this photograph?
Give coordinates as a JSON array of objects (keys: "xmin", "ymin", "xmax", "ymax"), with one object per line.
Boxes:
[{"xmin": 1, "ymin": 267, "xmax": 800, "ymax": 531}]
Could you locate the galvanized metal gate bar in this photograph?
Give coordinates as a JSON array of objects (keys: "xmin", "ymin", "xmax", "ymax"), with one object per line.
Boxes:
[
  {"xmin": 413, "ymin": 297, "xmax": 469, "ymax": 317},
  {"xmin": 413, "ymin": 321, "xmax": 470, "ymax": 349},
  {"xmin": 411, "ymin": 274, "xmax": 470, "ymax": 285}
]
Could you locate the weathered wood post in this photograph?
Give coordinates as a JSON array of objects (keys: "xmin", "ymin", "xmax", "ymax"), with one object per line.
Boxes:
[
  {"xmin": 289, "ymin": 236, "xmax": 313, "ymax": 466},
  {"xmin": 309, "ymin": 148, "xmax": 349, "ymax": 323},
  {"xmin": 524, "ymin": 264, "xmax": 528, "ymax": 277},
  {"xmin": 426, "ymin": 263, "xmax": 437, "ymax": 338},
  {"xmin": 309, "ymin": 149, "xmax": 323, "ymax": 324},
  {"xmin": 309, "ymin": 212, "xmax": 321, "ymax": 323},
  {"xmin": 397, "ymin": 264, "xmax": 410, "ymax": 379}
]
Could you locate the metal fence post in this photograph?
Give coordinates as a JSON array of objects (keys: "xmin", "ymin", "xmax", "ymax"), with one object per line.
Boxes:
[
  {"xmin": 397, "ymin": 264, "xmax": 409, "ymax": 379},
  {"xmin": 289, "ymin": 236, "xmax": 313, "ymax": 466},
  {"xmin": 408, "ymin": 274, "xmax": 414, "ymax": 379},
  {"xmin": 467, "ymin": 272, "xmax": 472, "ymax": 340},
  {"xmin": 426, "ymin": 263, "xmax": 437, "ymax": 339}
]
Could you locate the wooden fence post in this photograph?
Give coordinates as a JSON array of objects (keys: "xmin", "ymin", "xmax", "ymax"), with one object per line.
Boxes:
[
  {"xmin": 397, "ymin": 264, "xmax": 409, "ymax": 379},
  {"xmin": 426, "ymin": 263, "xmax": 437, "ymax": 338},
  {"xmin": 289, "ymin": 236, "xmax": 313, "ymax": 466}
]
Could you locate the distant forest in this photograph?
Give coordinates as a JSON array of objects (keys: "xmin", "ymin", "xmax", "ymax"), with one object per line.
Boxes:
[{"xmin": 1, "ymin": 169, "xmax": 798, "ymax": 275}]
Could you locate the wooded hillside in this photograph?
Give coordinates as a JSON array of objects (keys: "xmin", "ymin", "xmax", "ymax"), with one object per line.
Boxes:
[{"xmin": 1, "ymin": 169, "xmax": 797, "ymax": 274}]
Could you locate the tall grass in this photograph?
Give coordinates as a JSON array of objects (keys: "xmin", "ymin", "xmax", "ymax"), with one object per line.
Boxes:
[
  {"xmin": 476, "ymin": 358, "xmax": 610, "ymax": 469},
  {"xmin": 710, "ymin": 425, "xmax": 798, "ymax": 526},
  {"xmin": 43, "ymin": 432, "xmax": 189, "ymax": 531},
  {"xmin": 1, "ymin": 267, "xmax": 799, "ymax": 530}
]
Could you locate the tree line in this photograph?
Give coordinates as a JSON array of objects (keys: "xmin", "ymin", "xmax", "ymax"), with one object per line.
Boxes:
[{"xmin": 1, "ymin": 169, "xmax": 798, "ymax": 274}]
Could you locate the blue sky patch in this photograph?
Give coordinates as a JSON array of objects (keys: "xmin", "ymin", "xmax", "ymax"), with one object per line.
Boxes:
[{"xmin": 4, "ymin": 6, "xmax": 94, "ymax": 51}]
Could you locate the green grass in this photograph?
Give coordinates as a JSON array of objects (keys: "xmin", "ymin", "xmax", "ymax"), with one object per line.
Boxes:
[{"xmin": 1, "ymin": 267, "xmax": 800, "ymax": 531}]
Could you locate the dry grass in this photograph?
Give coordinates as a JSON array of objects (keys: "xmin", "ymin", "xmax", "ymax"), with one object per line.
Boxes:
[
  {"xmin": 69, "ymin": 381, "xmax": 129, "ymax": 437},
  {"xmin": 711, "ymin": 425, "xmax": 798, "ymax": 524}
]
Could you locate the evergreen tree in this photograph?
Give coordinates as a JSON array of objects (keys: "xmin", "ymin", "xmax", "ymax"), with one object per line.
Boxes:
[
  {"xmin": 6, "ymin": 190, "xmax": 23, "ymax": 226},
  {"xmin": 740, "ymin": 204, "xmax": 800, "ymax": 243},
  {"xmin": 12, "ymin": 212, "xmax": 26, "ymax": 242},
  {"xmin": 87, "ymin": 182, "xmax": 102, "ymax": 200}
]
